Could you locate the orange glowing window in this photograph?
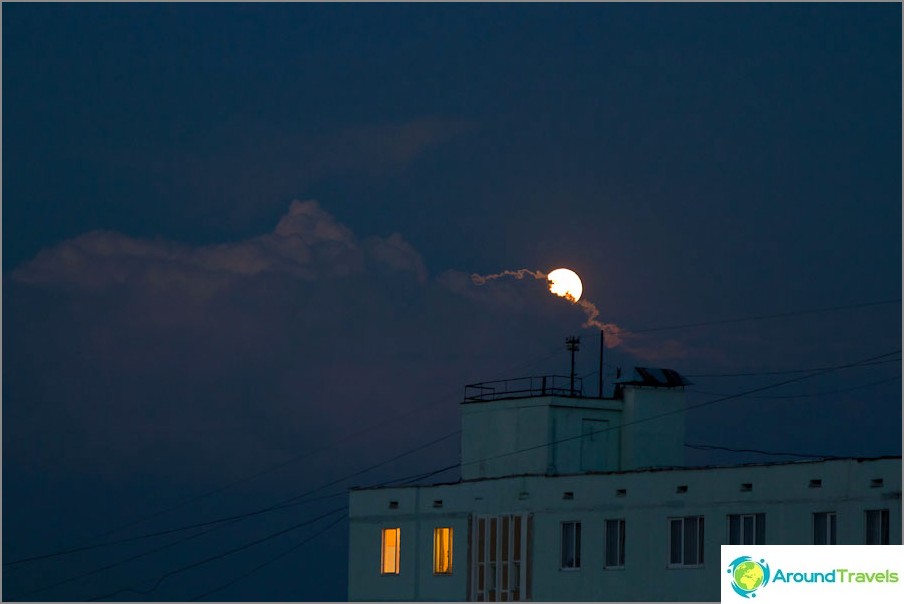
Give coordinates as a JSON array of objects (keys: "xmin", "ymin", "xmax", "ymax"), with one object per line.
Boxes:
[
  {"xmin": 433, "ymin": 527, "xmax": 453, "ymax": 574},
  {"xmin": 381, "ymin": 528, "xmax": 400, "ymax": 574}
]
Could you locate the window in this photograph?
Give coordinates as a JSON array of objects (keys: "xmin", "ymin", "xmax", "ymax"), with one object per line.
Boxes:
[
  {"xmin": 433, "ymin": 527, "xmax": 453, "ymax": 574},
  {"xmin": 866, "ymin": 509, "xmax": 890, "ymax": 545},
  {"xmin": 561, "ymin": 521, "xmax": 581, "ymax": 569},
  {"xmin": 813, "ymin": 512, "xmax": 837, "ymax": 545},
  {"xmin": 669, "ymin": 516, "xmax": 704, "ymax": 566},
  {"xmin": 381, "ymin": 528, "xmax": 400, "ymax": 574},
  {"xmin": 728, "ymin": 513, "xmax": 766, "ymax": 545},
  {"xmin": 471, "ymin": 514, "xmax": 530, "ymax": 601},
  {"xmin": 605, "ymin": 519, "xmax": 625, "ymax": 568}
]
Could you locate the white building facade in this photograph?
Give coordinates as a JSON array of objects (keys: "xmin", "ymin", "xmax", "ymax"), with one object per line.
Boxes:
[{"xmin": 348, "ymin": 369, "xmax": 902, "ymax": 601}]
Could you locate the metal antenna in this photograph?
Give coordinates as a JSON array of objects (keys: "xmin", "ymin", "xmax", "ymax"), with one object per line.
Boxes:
[
  {"xmin": 566, "ymin": 336, "xmax": 581, "ymax": 396},
  {"xmin": 599, "ymin": 329, "xmax": 605, "ymax": 398}
]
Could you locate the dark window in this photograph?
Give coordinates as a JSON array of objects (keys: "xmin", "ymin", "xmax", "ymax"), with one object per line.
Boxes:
[
  {"xmin": 561, "ymin": 521, "xmax": 581, "ymax": 569},
  {"xmin": 813, "ymin": 512, "xmax": 837, "ymax": 545},
  {"xmin": 669, "ymin": 516, "xmax": 704, "ymax": 566},
  {"xmin": 866, "ymin": 509, "xmax": 890, "ymax": 545},
  {"xmin": 605, "ymin": 519, "xmax": 625, "ymax": 568},
  {"xmin": 728, "ymin": 513, "xmax": 765, "ymax": 545}
]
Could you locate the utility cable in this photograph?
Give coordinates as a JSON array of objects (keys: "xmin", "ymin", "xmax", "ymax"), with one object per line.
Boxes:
[
  {"xmin": 11, "ymin": 296, "xmax": 894, "ymax": 569},
  {"xmin": 456, "ymin": 349, "xmax": 900, "ymax": 470},
  {"xmin": 8, "ymin": 460, "xmax": 464, "ymax": 601},
  {"xmin": 86, "ymin": 507, "xmax": 347, "ymax": 601},
  {"xmin": 3, "ymin": 430, "xmax": 459, "ymax": 569},
  {"xmin": 189, "ymin": 512, "xmax": 348, "ymax": 601},
  {"xmin": 80, "ymin": 348, "xmax": 896, "ymax": 601},
  {"xmin": 688, "ymin": 374, "xmax": 901, "ymax": 399},
  {"xmin": 84, "ymin": 458, "xmax": 463, "ymax": 601},
  {"xmin": 7, "ymin": 518, "xmax": 245, "ymax": 601},
  {"xmin": 7, "ymin": 343, "xmax": 554, "ymax": 572},
  {"xmin": 686, "ymin": 356, "xmax": 899, "ymax": 378},
  {"xmin": 596, "ymin": 297, "xmax": 902, "ymax": 337},
  {"xmin": 684, "ymin": 443, "xmax": 842, "ymax": 459}
]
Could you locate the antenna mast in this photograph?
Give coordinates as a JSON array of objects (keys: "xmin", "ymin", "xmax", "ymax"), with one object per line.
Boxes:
[
  {"xmin": 599, "ymin": 329, "xmax": 605, "ymax": 398},
  {"xmin": 566, "ymin": 336, "xmax": 580, "ymax": 397}
]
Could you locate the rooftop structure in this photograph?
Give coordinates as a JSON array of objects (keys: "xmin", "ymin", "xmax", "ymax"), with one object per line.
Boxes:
[{"xmin": 348, "ymin": 367, "xmax": 902, "ymax": 601}]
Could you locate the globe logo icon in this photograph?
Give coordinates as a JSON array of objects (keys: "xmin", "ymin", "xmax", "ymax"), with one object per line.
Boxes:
[{"xmin": 727, "ymin": 556, "xmax": 771, "ymax": 598}]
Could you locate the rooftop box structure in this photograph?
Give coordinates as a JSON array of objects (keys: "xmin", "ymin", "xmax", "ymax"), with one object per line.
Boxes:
[{"xmin": 348, "ymin": 367, "xmax": 902, "ymax": 602}]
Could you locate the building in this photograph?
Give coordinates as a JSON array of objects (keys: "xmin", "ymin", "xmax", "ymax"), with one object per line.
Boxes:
[{"xmin": 347, "ymin": 369, "xmax": 902, "ymax": 601}]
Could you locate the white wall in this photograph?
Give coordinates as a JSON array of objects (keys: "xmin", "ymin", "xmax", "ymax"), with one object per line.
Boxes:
[
  {"xmin": 461, "ymin": 397, "xmax": 552, "ymax": 480},
  {"xmin": 461, "ymin": 396, "xmax": 630, "ymax": 480},
  {"xmin": 349, "ymin": 458, "xmax": 902, "ymax": 601},
  {"xmin": 619, "ymin": 386, "xmax": 686, "ymax": 471},
  {"xmin": 548, "ymin": 402, "xmax": 623, "ymax": 474},
  {"xmin": 461, "ymin": 384, "xmax": 688, "ymax": 481}
]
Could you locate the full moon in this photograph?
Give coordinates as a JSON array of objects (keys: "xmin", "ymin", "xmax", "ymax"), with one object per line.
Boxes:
[{"xmin": 547, "ymin": 268, "xmax": 583, "ymax": 303}]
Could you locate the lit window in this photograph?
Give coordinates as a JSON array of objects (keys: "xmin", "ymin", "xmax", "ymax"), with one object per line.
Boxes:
[
  {"xmin": 561, "ymin": 521, "xmax": 581, "ymax": 569},
  {"xmin": 434, "ymin": 527, "xmax": 453, "ymax": 574},
  {"xmin": 728, "ymin": 513, "xmax": 765, "ymax": 545},
  {"xmin": 669, "ymin": 516, "xmax": 704, "ymax": 567},
  {"xmin": 381, "ymin": 527, "xmax": 400, "ymax": 574},
  {"xmin": 866, "ymin": 509, "xmax": 890, "ymax": 545},
  {"xmin": 813, "ymin": 512, "xmax": 837, "ymax": 545},
  {"xmin": 605, "ymin": 519, "xmax": 625, "ymax": 568}
]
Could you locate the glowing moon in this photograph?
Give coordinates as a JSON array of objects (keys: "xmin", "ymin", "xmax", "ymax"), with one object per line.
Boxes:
[{"xmin": 547, "ymin": 268, "xmax": 583, "ymax": 303}]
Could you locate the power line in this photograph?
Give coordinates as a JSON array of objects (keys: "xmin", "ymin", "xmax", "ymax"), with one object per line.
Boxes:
[
  {"xmin": 14, "ymin": 343, "xmax": 554, "ymax": 571},
  {"xmin": 3, "ymin": 430, "xmax": 459, "ymax": 569},
  {"xmin": 9, "ymin": 302, "xmax": 900, "ymax": 597},
  {"xmin": 15, "ymin": 350, "xmax": 900, "ymax": 566},
  {"xmin": 6, "ymin": 519, "xmax": 244, "ymax": 601},
  {"xmin": 456, "ymin": 349, "xmax": 900, "ymax": 470},
  {"xmin": 475, "ymin": 297, "xmax": 901, "ymax": 378},
  {"xmin": 688, "ymin": 374, "xmax": 902, "ymax": 399},
  {"xmin": 86, "ymin": 507, "xmax": 348, "ymax": 601},
  {"xmin": 4, "ymin": 489, "xmax": 349, "ymax": 601},
  {"xmin": 685, "ymin": 443, "xmax": 841, "ymax": 459},
  {"xmin": 60, "ymin": 393, "xmax": 456, "ymax": 547},
  {"xmin": 9, "ymin": 460, "xmax": 462, "ymax": 601},
  {"xmin": 51, "ymin": 348, "xmax": 900, "ymax": 601},
  {"xmin": 398, "ymin": 463, "xmax": 459, "ymax": 486},
  {"xmin": 81, "ymin": 458, "xmax": 462, "ymax": 601},
  {"xmin": 12, "ymin": 296, "xmax": 894, "ymax": 571},
  {"xmin": 85, "ymin": 436, "xmax": 363, "ymax": 543},
  {"xmin": 368, "ymin": 352, "xmax": 898, "ymax": 493},
  {"xmin": 189, "ymin": 512, "xmax": 348, "ymax": 601},
  {"xmin": 614, "ymin": 297, "xmax": 902, "ymax": 336},
  {"xmin": 686, "ymin": 356, "xmax": 900, "ymax": 378},
  {"xmin": 7, "ymin": 345, "xmax": 551, "ymax": 588}
]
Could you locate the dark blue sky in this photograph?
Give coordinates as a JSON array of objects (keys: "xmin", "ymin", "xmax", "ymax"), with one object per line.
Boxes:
[{"xmin": 3, "ymin": 3, "xmax": 901, "ymax": 601}]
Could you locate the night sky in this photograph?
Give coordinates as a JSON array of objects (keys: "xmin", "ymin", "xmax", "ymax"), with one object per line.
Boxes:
[{"xmin": 3, "ymin": 3, "xmax": 901, "ymax": 601}]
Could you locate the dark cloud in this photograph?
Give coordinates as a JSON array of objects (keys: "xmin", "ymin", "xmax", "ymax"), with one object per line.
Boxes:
[
  {"xmin": 312, "ymin": 116, "xmax": 476, "ymax": 176},
  {"xmin": 8, "ymin": 199, "xmax": 898, "ymax": 486},
  {"xmin": 13, "ymin": 200, "xmax": 419, "ymax": 291},
  {"xmin": 6, "ymin": 202, "xmax": 587, "ymax": 487}
]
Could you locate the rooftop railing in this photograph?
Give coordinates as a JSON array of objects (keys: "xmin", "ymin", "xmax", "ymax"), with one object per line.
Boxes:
[{"xmin": 463, "ymin": 375, "xmax": 585, "ymax": 403}]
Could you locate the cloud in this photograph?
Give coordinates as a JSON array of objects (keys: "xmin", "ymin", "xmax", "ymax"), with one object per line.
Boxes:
[
  {"xmin": 317, "ymin": 116, "xmax": 475, "ymax": 175},
  {"xmin": 466, "ymin": 268, "xmax": 627, "ymax": 348},
  {"xmin": 445, "ymin": 268, "xmax": 700, "ymax": 362},
  {"xmin": 13, "ymin": 200, "xmax": 425, "ymax": 295},
  {"xmin": 365, "ymin": 232, "xmax": 429, "ymax": 284},
  {"xmin": 6, "ymin": 200, "xmax": 454, "ymax": 483},
  {"xmin": 7, "ymin": 199, "xmax": 700, "ymax": 488}
]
